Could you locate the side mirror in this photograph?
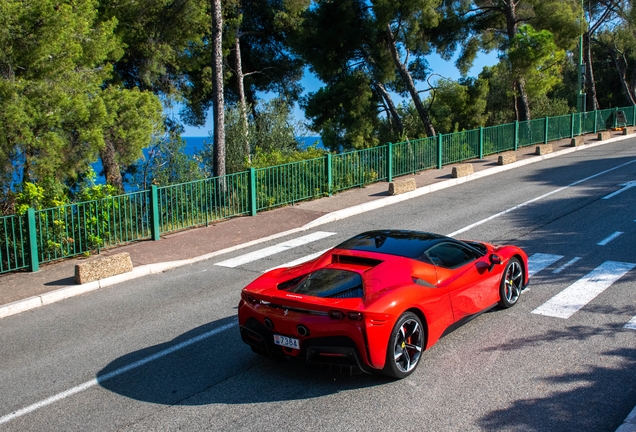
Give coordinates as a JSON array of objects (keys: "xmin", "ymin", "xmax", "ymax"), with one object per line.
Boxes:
[{"xmin": 489, "ymin": 254, "xmax": 502, "ymax": 272}]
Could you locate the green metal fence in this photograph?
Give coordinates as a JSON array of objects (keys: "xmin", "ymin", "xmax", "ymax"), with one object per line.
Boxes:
[
  {"xmin": 2, "ymin": 106, "xmax": 635, "ymax": 274},
  {"xmin": 0, "ymin": 214, "xmax": 28, "ymax": 273},
  {"xmin": 392, "ymin": 137, "xmax": 437, "ymax": 177},
  {"xmin": 35, "ymin": 191, "xmax": 151, "ymax": 264},
  {"xmin": 158, "ymin": 172, "xmax": 250, "ymax": 234},
  {"xmin": 256, "ymin": 158, "xmax": 325, "ymax": 210},
  {"xmin": 333, "ymin": 146, "xmax": 387, "ymax": 192}
]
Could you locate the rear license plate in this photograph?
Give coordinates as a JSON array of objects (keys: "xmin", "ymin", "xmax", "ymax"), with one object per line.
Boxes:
[{"xmin": 274, "ymin": 334, "xmax": 300, "ymax": 350}]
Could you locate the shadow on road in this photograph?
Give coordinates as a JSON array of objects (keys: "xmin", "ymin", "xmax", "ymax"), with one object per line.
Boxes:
[{"xmin": 97, "ymin": 315, "xmax": 387, "ymax": 406}]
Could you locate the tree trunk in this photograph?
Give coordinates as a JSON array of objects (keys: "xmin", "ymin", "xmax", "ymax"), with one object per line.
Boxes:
[
  {"xmin": 583, "ymin": 32, "xmax": 600, "ymax": 111},
  {"xmin": 373, "ymin": 81, "xmax": 403, "ymax": 135},
  {"xmin": 514, "ymin": 77, "xmax": 531, "ymax": 122},
  {"xmin": 100, "ymin": 140, "xmax": 124, "ymax": 193},
  {"xmin": 211, "ymin": 0, "xmax": 225, "ymax": 179},
  {"xmin": 234, "ymin": 33, "xmax": 250, "ymax": 162},
  {"xmin": 385, "ymin": 24, "xmax": 435, "ymax": 137},
  {"xmin": 611, "ymin": 50, "xmax": 636, "ymax": 105},
  {"xmin": 502, "ymin": 1, "xmax": 531, "ymax": 121}
]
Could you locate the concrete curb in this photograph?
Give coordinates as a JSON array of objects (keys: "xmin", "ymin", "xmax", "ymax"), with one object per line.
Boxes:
[{"xmin": 1, "ymin": 132, "xmax": 633, "ymax": 321}]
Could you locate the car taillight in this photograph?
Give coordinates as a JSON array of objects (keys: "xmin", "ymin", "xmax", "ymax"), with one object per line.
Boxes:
[
  {"xmin": 347, "ymin": 312, "xmax": 363, "ymax": 321},
  {"xmin": 328, "ymin": 310, "xmax": 363, "ymax": 321},
  {"xmin": 328, "ymin": 310, "xmax": 344, "ymax": 320}
]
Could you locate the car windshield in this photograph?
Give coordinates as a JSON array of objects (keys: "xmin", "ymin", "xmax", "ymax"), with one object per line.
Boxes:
[
  {"xmin": 283, "ymin": 269, "xmax": 363, "ymax": 299},
  {"xmin": 336, "ymin": 230, "xmax": 445, "ymax": 259}
]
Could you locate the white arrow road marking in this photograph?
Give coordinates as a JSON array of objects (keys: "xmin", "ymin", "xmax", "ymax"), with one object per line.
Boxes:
[
  {"xmin": 603, "ymin": 180, "xmax": 636, "ymax": 199},
  {"xmin": 215, "ymin": 231, "xmax": 336, "ymax": 268},
  {"xmin": 0, "ymin": 320, "xmax": 237, "ymax": 426},
  {"xmin": 625, "ymin": 316, "xmax": 636, "ymax": 330},
  {"xmin": 527, "ymin": 253, "xmax": 564, "ymax": 277},
  {"xmin": 532, "ymin": 261, "xmax": 636, "ymax": 319}
]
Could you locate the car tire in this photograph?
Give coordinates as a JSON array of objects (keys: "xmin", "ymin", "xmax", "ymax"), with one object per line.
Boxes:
[
  {"xmin": 498, "ymin": 257, "xmax": 523, "ymax": 308},
  {"xmin": 382, "ymin": 312, "xmax": 424, "ymax": 379}
]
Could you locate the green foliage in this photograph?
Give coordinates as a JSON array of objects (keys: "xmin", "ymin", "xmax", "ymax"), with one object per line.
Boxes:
[
  {"xmin": 14, "ymin": 181, "xmax": 68, "ymax": 215},
  {"xmin": 200, "ymin": 98, "xmax": 306, "ymax": 175},
  {"xmin": 508, "ymin": 25, "xmax": 567, "ymax": 99},
  {"xmin": 130, "ymin": 128, "xmax": 203, "ymax": 189},
  {"xmin": 249, "ymin": 146, "xmax": 326, "ymax": 169},
  {"xmin": 303, "ymin": 72, "xmax": 381, "ymax": 151},
  {"xmin": 427, "ymin": 78, "xmax": 489, "ymax": 133}
]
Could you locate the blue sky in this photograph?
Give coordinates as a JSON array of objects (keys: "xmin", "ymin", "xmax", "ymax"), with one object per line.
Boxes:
[{"xmin": 179, "ymin": 51, "xmax": 499, "ymax": 137}]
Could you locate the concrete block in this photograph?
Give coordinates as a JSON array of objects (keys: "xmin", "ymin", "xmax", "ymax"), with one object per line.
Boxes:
[
  {"xmin": 623, "ymin": 127, "xmax": 635, "ymax": 135},
  {"xmin": 570, "ymin": 136, "xmax": 584, "ymax": 147},
  {"xmin": 75, "ymin": 252, "xmax": 133, "ymax": 285},
  {"xmin": 388, "ymin": 178, "xmax": 416, "ymax": 195},
  {"xmin": 452, "ymin": 164, "xmax": 474, "ymax": 178},
  {"xmin": 497, "ymin": 153, "xmax": 516, "ymax": 165},
  {"xmin": 535, "ymin": 144, "xmax": 553, "ymax": 155},
  {"xmin": 597, "ymin": 131, "xmax": 611, "ymax": 140}
]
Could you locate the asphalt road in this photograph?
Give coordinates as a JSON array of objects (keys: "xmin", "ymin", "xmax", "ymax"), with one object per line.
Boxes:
[{"xmin": 1, "ymin": 141, "xmax": 635, "ymax": 431}]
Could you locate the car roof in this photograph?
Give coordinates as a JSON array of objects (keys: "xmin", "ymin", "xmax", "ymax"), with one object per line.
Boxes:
[{"xmin": 335, "ymin": 230, "xmax": 457, "ymax": 260}]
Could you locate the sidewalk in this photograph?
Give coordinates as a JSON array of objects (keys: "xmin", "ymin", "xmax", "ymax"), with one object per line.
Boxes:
[{"xmin": 0, "ymin": 131, "xmax": 628, "ymax": 312}]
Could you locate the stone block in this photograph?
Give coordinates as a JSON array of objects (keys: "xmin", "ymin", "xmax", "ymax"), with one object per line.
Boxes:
[
  {"xmin": 497, "ymin": 153, "xmax": 516, "ymax": 165},
  {"xmin": 597, "ymin": 131, "xmax": 611, "ymax": 140},
  {"xmin": 570, "ymin": 136, "xmax": 584, "ymax": 147},
  {"xmin": 535, "ymin": 144, "xmax": 553, "ymax": 155},
  {"xmin": 388, "ymin": 178, "xmax": 416, "ymax": 195},
  {"xmin": 75, "ymin": 252, "xmax": 133, "ymax": 285},
  {"xmin": 452, "ymin": 164, "xmax": 474, "ymax": 178},
  {"xmin": 623, "ymin": 127, "xmax": 635, "ymax": 135}
]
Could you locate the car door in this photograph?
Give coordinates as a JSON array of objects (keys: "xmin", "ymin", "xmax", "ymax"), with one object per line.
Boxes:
[{"xmin": 425, "ymin": 242, "xmax": 500, "ymax": 321}]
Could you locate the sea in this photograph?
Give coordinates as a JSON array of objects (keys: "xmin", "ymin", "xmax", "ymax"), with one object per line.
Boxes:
[{"xmin": 92, "ymin": 136, "xmax": 323, "ymax": 188}]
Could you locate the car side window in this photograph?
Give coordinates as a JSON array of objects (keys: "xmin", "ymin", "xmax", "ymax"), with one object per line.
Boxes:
[{"xmin": 425, "ymin": 242, "xmax": 477, "ymax": 269}]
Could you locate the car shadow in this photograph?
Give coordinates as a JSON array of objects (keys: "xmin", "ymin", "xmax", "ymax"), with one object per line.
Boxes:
[{"xmin": 97, "ymin": 315, "xmax": 388, "ymax": 406}]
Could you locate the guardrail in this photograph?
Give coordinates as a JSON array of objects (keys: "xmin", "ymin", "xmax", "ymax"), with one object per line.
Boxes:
[{"xmin": 1, "ymin": 106, "xmax": 632, "ymax": 274}]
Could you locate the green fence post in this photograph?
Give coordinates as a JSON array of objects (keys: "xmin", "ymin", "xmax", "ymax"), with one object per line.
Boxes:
[
  {"xmin": 386, "ymin": 143, "xmax": 393, "ymax": 182},
  {"xmin": 150, "ymin": 185, "xmax": 160, "ymax": 241},
  {"xmin": 325, "ymin": 153, "xmax": 333, "ymax": 196},
  {"xmin": 570, "ymin": 113, "xmax": 575, "ymax": 138},
  {"xmin": 26, "ymin": 208, "xmax": 39, "ymax": 272},
  {"xmin": 479, "ymin": 127, "xmax": 484, "ymax": 159},
  {"xmin": 249, "ymin": 167, "xmax": 257, "ymax": 216},
  {"xmin": 594, "ymin": 110, "xmax": 598, "ymax": 134},
  {"xmin": 514, "ymin": 121, "xmax": 519, "ymax": 151},
  {"xmin": 633, "ymin": 106, "xmax": 636, "ymax": 126},
  {"xmin": 437, "ymin": 134, "xmax": 443, "ymax": 169},
  {"xmin": 544, "ymin": 116, "xmax": 549, "ymax": 144}
]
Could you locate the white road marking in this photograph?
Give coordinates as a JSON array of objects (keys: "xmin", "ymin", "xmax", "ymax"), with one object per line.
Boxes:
[
  {"xmin": 262, "ymin": 248, "xmax": 331, "ymax": 273},
  {"xmin": 532, "ymin": 261, "xmax": 636, "ymax": 319},
  {"xmin": 0, "ymin": 321, "xmax": 237, "ymax": 426},
  {"xmin": 447, "ymin": 159, "xmax": 636, "ymax": 237},
  {"xmin": 625, "ymin": 316, "xmax": 636, "ymax": 330},
  {"xmin": 602, "ymin": 180, "xmax": 636, "ymax": 199},
  {"xmin": 598, "ymin": 231, "xmax": 623, "ymax": 246},
  {"xmin": 552, "ymin": 257, "xmax": 581, "ymax": 274},
  {"xmin": 527, "ymin": 253, "xmax": 564, "ymax": 277},
  {"xmin": 214, "ymin": 231, "xmax": 336, "ymax": 268}
]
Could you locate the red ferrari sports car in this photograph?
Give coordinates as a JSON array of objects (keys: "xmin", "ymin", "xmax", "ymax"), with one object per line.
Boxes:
[{"xmin": 238, "ymin": 230, "xmax": 529, "ymax": 379}]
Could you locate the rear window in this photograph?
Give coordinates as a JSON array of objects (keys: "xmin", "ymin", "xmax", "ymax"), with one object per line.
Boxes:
[{"xmin": 280, "ymin": 269, "xmax": 363, "ymax": 299}]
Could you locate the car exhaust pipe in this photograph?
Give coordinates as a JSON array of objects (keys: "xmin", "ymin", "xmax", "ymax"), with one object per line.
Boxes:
[
  {"xmin": 296, "ymin": 325, "xmax": 310, "ymax": 337},
  {"xmin": 264, "ymin": 318, "xmax": 274, "ymax": 330}
]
